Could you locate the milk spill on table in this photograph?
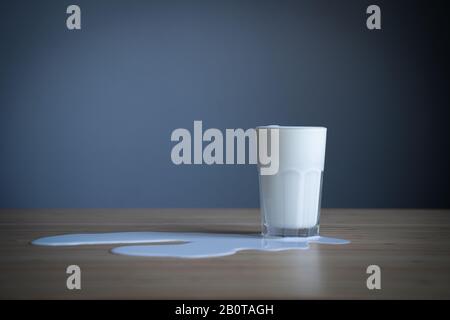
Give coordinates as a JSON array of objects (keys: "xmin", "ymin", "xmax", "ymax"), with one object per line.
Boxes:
[{"xmin": 32, "ymin": 232, "xmax": 349, "ymax": 258}]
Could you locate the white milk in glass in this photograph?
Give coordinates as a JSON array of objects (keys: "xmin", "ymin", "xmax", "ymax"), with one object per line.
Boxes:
[{"xmin": 257, "ymin": 126, "xmax": 327, "ymax": 237}]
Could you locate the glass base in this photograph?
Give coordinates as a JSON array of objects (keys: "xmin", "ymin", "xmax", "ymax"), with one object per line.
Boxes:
[{"xmin": 263, "ymin": 225, "xmax": 319, "ymax": 237}]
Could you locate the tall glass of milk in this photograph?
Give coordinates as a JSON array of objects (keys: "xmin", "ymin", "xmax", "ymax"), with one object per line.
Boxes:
[{"xmin": 257, "ymin": 126, "xmax": 327, "ymax": 237}]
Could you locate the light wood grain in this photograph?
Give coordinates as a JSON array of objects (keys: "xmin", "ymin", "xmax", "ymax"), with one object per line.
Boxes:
[{"xmin": 0, "ymin": 208, "xmax": 449, "ymax": 299}]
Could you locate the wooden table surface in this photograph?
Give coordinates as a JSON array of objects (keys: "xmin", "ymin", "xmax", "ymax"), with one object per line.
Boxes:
[{"xmin": 0, "ymin": 208, "xmax": 449, "ymax": 299}]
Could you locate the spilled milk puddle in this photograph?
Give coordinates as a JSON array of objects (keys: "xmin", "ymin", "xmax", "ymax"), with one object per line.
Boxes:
[{"xmin": 32, "ymin": 232, "xmax": 350, "ymax": 258}]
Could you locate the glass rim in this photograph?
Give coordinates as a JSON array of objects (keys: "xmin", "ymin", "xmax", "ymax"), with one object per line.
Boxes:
[{"xmin": 256, "ymin": 125, "xmax": 327, "ymax": 130}]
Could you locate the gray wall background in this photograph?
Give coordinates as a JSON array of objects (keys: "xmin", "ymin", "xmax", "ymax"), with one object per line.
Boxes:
[{"xmin": 1, "ymin": 0, "xmax": 449, "ymax": 208}]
